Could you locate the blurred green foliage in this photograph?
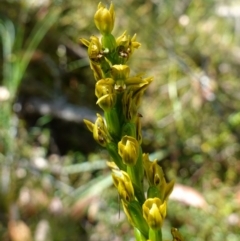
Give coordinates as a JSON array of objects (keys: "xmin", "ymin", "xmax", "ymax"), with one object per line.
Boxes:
[{"xmin": 0, "ymin": 0, "xmax": 240, "ymax": 240}]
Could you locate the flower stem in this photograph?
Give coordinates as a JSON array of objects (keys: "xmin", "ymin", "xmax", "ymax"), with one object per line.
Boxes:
[{"xmin": 149, "ymin": 228, "xmax": 162, "ymax": 241}]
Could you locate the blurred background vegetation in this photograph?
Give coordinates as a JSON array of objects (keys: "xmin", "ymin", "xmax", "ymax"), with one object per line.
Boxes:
[{"xmin": 0, "ymin": 0, "xmax": 240, "ymax": 240}]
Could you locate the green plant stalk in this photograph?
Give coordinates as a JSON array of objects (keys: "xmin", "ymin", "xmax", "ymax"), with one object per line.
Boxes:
[
  {"xmin": 101, "ymin": 34, "xmax": 116, "ymax": 51},
  {"xmin": 106, "ymin": 142, "xmax": 126, "ymax": 171},
  {"xmin": 0, "ymin": 19, "xmax": 14, "ymax": 156},
  {"xmin": 104, "ymin": 108, "xmax": 121, "ymax": 140},
  {"xmin": 14, "ymin": 8, "xmax": 61, "ymax": 93},
  {"xmin": 0, "ymin": 103, "xmax": 12, "ymax": 156},
  {"xmin": 134, "ymin": 227, "xmax": 147, "ymax": 241},
  {"xmin": 0, "ymin": 5, "xmax": 64, "ymax": 231},
  {"xmin": 149, "ymin": 228, "xmax": 162, "ymax": 241},
  {"xmin": 128, "ymin": 200, "xmax": 149, "ymax": 238},
  {"xmin": 0, "ymin": 6, "xmax": 61, "ymax": 156},
  {"xmin": 82, "ymin": 3, "xmax": 183, "ymax": 240},
  {"xmin": 127, "ymin": 147, "xmax": 145, "ymax": 204},
  {"xmin": 122, "ymin": 122, "xmax": 136, "ymax": 137}
]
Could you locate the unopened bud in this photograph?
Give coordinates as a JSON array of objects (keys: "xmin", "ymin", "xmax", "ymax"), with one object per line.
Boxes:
[
  {"xmin": 142, "ymin": 198, "xmax": 167, "ymax": 229},
  {"xmin": 118, "ymin": 136, "xmax": 139, "ymax": 165},
  {"xmin": 94, "ymin": 2, "xmax": 115, "ymax": 35}
]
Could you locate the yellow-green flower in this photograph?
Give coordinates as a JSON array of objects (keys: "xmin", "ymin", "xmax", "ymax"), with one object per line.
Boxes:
[
  {"xmin": 142, "ymin": 198, "xmax": 167, "ymax": 229},
  {"xmin": 95, "ymin": 78, "xmax": 116, "ymax": 111},
  {"xmin": 95, "ymin": 78, "xmax": 115, "ymax": 98},
  {"xmin": 116, "ymin": 31, "xmax": 141, "ymax": 61},
  {"xmin": 94, "ymin": 2, "xmax": 115, "ymax": 35},
  {"xmin": 111, "ymin": 64, "xmax": 130, "ymax": 80},
  {"xmin": 121, "ymin": 75, "xmax": 152, "ymax": 122},
  {"xmin": 111, "ymin": 65, "xmax": 130, "ymax": 91},
  {"xmin": 143, "ymin": 154, "xmax": 175, "ymax": 201},
  {"xmin": 84, "ymin": 114, "xmax": 112, "ymax": 147},
  {"xmin": 111, "ymin": 65, "xmax": 153, "ymax": 94},
  {"xmin": 87, "ymin": 36, "xmax": 103, "ymax": 62},
  {"xmin": 118, "ymin": 135, "xmax": 139, "ymax": 165},
  {"xmin": 96, "ymin": 94, "xmax": 116, "ymax": 111},
  {"xmin": 80, "ymin": 36, "xmax": 104, "ymax": 80},
  {"xmin": 112, "ymin": 170, "xmax": 134, "ymax": 203},
  {"xmin": 127, "ymin": 76, "xmax": 153, "ymax": 108}
]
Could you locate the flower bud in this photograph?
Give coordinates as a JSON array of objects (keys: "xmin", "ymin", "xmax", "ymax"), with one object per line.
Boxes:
[
  {"xmin": 118, "ymin": 136, "xmax": 139, "ymax": 165},
  {"xmin": 142, "ymin": 198, "xmax": 167, "ymax": 229},
  {"xmin": 94, "ymin": 2, "xmax": 115, "ymax": 35}
]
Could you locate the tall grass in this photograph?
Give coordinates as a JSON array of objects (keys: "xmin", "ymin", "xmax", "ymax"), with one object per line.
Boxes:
[{"xmin": 0, "ymin": 1, "xmax": 62, "ymax": 234}]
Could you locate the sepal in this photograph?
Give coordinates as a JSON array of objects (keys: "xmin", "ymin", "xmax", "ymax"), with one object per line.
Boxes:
[
  {"xmin": 83, "ymin": 119, "xmax": 94, "ymax": 133},
  {"xmin": 80, "ymin": 38, "xmax": 90, "ymax": 47}
]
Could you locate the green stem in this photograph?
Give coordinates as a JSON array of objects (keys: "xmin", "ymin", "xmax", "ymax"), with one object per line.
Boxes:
[
  {"xmin": 127, "ymin": 147, "xmax": 145, "ymax": 205},
  {"xmin": 104, "ymin": 108, "xmax": 121, "ymax": 140},
  {"xmin": 101, "ymin": 33, "xmax": 116, "ymax": 51},
  {"xmin": 106, "ymin": 142, "xmax": 126, "ymax": 171},
  {"xmin": 121, "ymin": 121, "xmax": 136, "ymax": 137},
  {"xmin": 149, "ymin": 228, "xmax": 162, "ymax": 241},
  {"xmin": 134, "ymin": 228, "xmax": 147, "ymax": 241},
  {"xmin": 0, "ymin": 102, "xmax": 14, "ymax": 156},
  {"xmin": 128, "ymin": 200, "xmax": 149, "ymax": 238}
]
